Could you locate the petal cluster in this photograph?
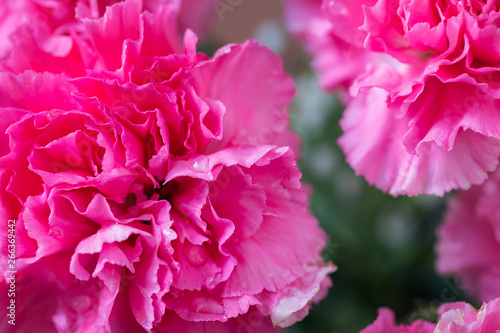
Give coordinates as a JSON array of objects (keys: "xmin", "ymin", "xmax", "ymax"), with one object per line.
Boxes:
[
  {"xmin": 284, "ymin": 0, "xmax": 500, "ymax": 196},
  {"xmin": 0, "ymin": 0, "xmax": 213, "ymax": 64},
  {"xmin": 0, "ymin": 1, "xmax": 334, "ymax": 332},
  {"xmin": 361, "ymin": 299, "xmax": 500, "ymax": 333}
]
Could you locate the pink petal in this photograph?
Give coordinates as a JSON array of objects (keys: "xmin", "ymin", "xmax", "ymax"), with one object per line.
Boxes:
[
  {"xmin": 80, "ymin": 0, "xmax": 143, "ymax": 71},
  {"xmin": 0, "ymin": 71, "xmax": 78, "ymax": 111},
  {"xmin": 438, "ymin": 302, "xmax": 479, "ymax": 325},
  {"xmin": 0, "ymin": 107, "xmax": 30, "ymax": 157},
  {"xmin": 436, "ymin": 169, "xmax": 500, "ymax": 302},
  {"xmin": 155, "ymin": 308, "xmax": 280, "ymax": 333},
  {"xmin": 141, "ymin": 2, "xmax": 182, "ymax": 57},
  {"xmin": 191, "ymin": 40, "xmax": 300, "ymax": 154},
  {"xmin": 360, "ymin": 307, "xmax": 435, "ymax": 333},
  {"xmin": 70, "ymin": 224, "xmax": 151, "ymax": 280},
  {"xmin": 270, "ymin": 264, "xmax": 334, "ymax": 327},
  {"xmin": 339, "ymin": 88, "xmax": 500, "ymax": 195},
  {"xmin": 208, "ymin": 165, "xmax": 266, "ymax": 241}
]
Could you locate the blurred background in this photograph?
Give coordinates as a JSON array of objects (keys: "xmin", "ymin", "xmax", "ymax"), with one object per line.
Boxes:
[{"xmin": 199, "ymin": 1, "xmax": 472, "ymax": 332}]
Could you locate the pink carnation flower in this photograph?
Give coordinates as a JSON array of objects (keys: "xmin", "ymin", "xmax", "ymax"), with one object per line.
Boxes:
[
  {"xmin": 0, "ymin": 0, "xmax": 334, "ymax": 332},
  {"xmin": 287, "ymin": 0, "xmax": 500, "ymax": 196},
  {"xmin": 361, "ymin": 299, "xmax": 500, "ymax": 333},
  {"xmin": 436, "ymin": 167, "xmax": 500, "ymax": 302}
]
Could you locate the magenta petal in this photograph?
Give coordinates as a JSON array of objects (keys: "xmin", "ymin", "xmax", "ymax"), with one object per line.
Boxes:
[
  {"xmin": 163, "ymin": 289, "xmax": 261, "ymax": 322},
  {"xmin": 28, "ymin": 130, "xmax": 99, "ymax": 182},
  {"xmin": 129, "ymin": 246, "xmax": 161, "ymax": 330},
  {"xmin": 209, "ymin": 165, "xmax": 266, "ymax": 241},
  {"xmin": 93, "ymin": 242, "xmax": 142, "ymax": 277},
  {"xmin": 108, "ymin": 283, "xmax": 151, "ymax": 332},
  {"xmin": 80, "ymin": 0, "xmax": 142, "ymax": 71},
  {"xmin": 0, "ymin": 108, "xmax": 30, "ymax": 157},
  {"xmin": 171, "ymin": 236, "xmax": 235, "ymax": 291},
  {"xmin": 0, "ymin": 71, "xmax": 78, "ymax": 111},
  {"xmin": 141, "ymin": 2, "xmax": 182, "ymax": 57},
  {"xmin": 1, "ymin": 253, "xmax": 109, "ymax": 333},
  {"xmin": 166, "ymin": 146, "xmax": 288, "ymax": 182},
  {"xmin": 466, "ymin": 12, "xmax": 500, "ymax": 64}
]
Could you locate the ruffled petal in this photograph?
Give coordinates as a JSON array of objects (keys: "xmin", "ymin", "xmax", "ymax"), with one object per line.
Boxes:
[
  {"xmin": 191, "ymin": 40, "xmax": 300, "ymax": 154},
  {"xmin": 339, "ymin": 88, "xmax": 500, "ymax": 196}
]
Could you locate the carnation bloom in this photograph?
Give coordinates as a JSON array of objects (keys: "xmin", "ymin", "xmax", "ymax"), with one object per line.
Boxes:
[
  {"xmin": 286, "ymin": 0, "xmax": 500, "ymax": 196},
  {"xmin": 0, "ymin": 1, "xmax": 335, "ymax": 332},
  {"xmin": 361, "ymin": 299, "xmax": 500, "ymax": 333},
  {"xmin": 436, "ymin": 167, "xmax": 500, "ymax": 302}
]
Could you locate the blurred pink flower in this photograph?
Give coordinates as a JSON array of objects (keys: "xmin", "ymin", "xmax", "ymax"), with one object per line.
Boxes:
[
  {"xmin": 286, "ymin": 0, "xmax": 500, "ymax": 196},
  {"xmin": 361, "ymin": 299, "xmax": 500, "ymax": 333},
  {"xmin": 360, "ymin": 307, "xmax": 434, "ymax": 333},
  {"xmin": 436, "ymin": 167, "xmax": 500, "ymax": 302},
  {"xmin": 283, "ymin": 0, "xmax": 377, "ymax": 90},
  {"xmin": 0, "ymin": 0, "xmax": 334, "ymax": 332}
]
